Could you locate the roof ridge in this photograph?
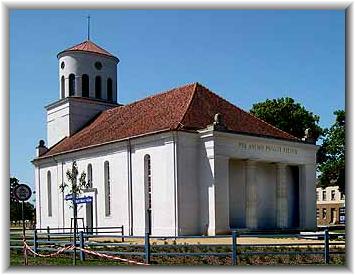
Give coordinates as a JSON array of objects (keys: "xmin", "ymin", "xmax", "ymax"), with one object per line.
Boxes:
[
  {"xmin": 66, "ymin": 40, "xmax": 86, "ymax": 49},
  {"xmin": 86, "ymin": 40, "xmax": 113, "ymax": 55},
  {"xmin": 58, "ymin": 40, "xmax": 116, "ymax": 59},
  {"xmin": 193, "ymin": 83, "xmax": 298, "ymax": 140},
  {"xmin": 174, "ymin": 82, "xmax": 199, "ymax": 130}
]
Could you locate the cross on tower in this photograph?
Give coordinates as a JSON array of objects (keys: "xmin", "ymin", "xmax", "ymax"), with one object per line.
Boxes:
[{"xmin": 87, "ymin": 15, "xmax": 91, "ymax": 40}]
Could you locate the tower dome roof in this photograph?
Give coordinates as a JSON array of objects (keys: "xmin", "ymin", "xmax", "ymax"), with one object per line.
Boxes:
[{"xmin": 57, "ymin": 40, "xmax": 118, "ymax": 61}]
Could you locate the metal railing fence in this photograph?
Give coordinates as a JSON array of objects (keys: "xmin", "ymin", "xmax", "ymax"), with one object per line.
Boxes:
[{"xmin": 10, "ymin": 227, "xmax": 345, "ymax": 265}]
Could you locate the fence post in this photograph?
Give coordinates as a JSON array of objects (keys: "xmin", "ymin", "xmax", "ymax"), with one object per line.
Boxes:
[
  {"xmin": 79, "ymin": 231, "xmax": 85, "ymax": 261},
  {"xmin": 232, "ymin": 230, "xmax": 238, "ymax": 266},
  {"xmin": 324, "ymin": 229, "xmax": 330, "ymax": 264},
  {"xmin": 144, "ymin": 232, "xmax": 150, "ymax": 264},
  {"xmin": 85, "ymin": 226, "xmax": 88, "ymax": 241},
  {"xmin": 46, "ymin": 226, "xmax": 50, "ymax": 242},
  {"xmin": 121, "ymin": 226, "xmax": 125, "ymax": 243},
  {"xmin": 33, "ymin": 229, "xmax": 38, "ymax": 256}
]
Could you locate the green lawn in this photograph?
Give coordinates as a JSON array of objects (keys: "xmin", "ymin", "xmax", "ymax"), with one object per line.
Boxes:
[{"xmin": 10, "ymin": 251, "xmax": 127, "ymax": 266}]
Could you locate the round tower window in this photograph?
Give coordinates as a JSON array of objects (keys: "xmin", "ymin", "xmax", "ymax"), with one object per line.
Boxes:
[
  {"xmin": 95, "ymin": 61, "xmax": 103, "ymax": 70},
  {"xmin": 60, "ymin": 62, "xmax": 65, "ymax": 69}
]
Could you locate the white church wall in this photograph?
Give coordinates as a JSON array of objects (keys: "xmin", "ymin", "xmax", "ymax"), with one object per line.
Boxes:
[
  {"xmin": 37, "ymin": 162, "xmax": 60, "ymax": 230},
  {"xmin": 131, "ymin": 133, "xmax": 176, "ymax": 236},
  {"xmin": 176, "ymin": 132, "xmax": 200, "ymax": 235},
  {"xmin": 36, "ymin": 144, "xmax": 130, "ymax": 233},
  {"xmin": 69, "ymin": 99, "xmax": 118, "ymax": 137},
  {"xmin": 74, "ymin": 149, "xmax": 128, "ymax": 231},
  {"xmin": 46, "ymin": 98, "xmax": 118, "ymax": 148},
  {"xmin": 47, "ymin": 101, "xmax": 70, "ymax": 147},
  {"xmin": 35, "ymin": 132, "xmax": 178, "ymax": 236}
]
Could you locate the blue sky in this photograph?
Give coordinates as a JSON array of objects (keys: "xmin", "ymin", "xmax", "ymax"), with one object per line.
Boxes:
[{"xmin": 10, "ymin": 10, "xmax": 345, "ymax": 193}]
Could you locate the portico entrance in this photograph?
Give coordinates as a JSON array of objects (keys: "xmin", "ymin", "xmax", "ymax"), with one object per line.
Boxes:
[{"xmin": 228, "ymin": 159, "xmax": 300, "ymax": 230}]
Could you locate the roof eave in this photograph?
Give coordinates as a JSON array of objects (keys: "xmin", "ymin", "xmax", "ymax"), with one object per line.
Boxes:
[
  {"xmin": 32, "ymin": 128, "xmax": 175, "ymax": 162},
  {"xmin": 56, "ymin": 50, "xmax": 119, "ymax": 63}
]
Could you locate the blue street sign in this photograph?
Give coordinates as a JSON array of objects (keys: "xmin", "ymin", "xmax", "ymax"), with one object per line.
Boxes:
[
  {"xmin": 75, "ymin": 196, "xmax": 93, "ymax": 204},
  {"xmin": 65, "ymin": 194, "xmax": 93, "ymax": 204},
  {"xmin": 339, "ymin": 207, "xmax": 345, "ymax": 224},
  {"xmin": 65, "ymin": 194, "xmax": 73, "ymax": 200}
]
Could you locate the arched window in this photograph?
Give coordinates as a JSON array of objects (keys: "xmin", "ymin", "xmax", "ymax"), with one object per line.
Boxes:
[
  {"xmin": 144, "ymin": 155, "xmax": 152, "ymax": 234},
  {"xmin": 82, "ymin": 74, "xmax": 89, "ymax": 97},
  {"xmin": 95, "ymin": 76, "xmax": 101, "ymax": 99},
  {"xmin": 69, "ymin": 74, "xmax": 75, "ymax": 96},
  {"xmin": 87, "ymin": 164, "xmax": 93, "ymax": 188},
  {"xmin": 47, "ymin": 171, "xmax": 52, "ymax": 217},
  {"xmin": 107, "ymin": 78, "xmax": 113, "ymax": 102},
  {"xmin": 61, "ymin": 76, "xmax": 65, "ymax": 98},
  {"xmin": 104, "ymin": 161, "xmax": 111, "ymax": 216}
]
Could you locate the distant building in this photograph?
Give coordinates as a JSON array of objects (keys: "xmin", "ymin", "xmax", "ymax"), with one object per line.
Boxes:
[{"xmin": 316, "ymin": 186, "xmax": 345, "ymax": 225}]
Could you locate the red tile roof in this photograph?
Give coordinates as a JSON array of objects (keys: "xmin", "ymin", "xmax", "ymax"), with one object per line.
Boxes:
[
  {"xmin": 40, "ymin": 83, "xmax": 297, "ymax": 158},
  {"xmin": 58, "ymin": 40, "xmax": 117, "ymax": 59}
]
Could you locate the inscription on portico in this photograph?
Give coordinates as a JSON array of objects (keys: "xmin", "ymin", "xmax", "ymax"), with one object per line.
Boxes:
[{"xmin": 238, "ymin": 142, "xmax": 298, "ymax": 155}]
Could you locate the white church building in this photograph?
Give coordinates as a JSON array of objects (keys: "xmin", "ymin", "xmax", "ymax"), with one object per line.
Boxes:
[{"xmin": 32, "ymin": 39, "xmax": 318, "ymax": 236}]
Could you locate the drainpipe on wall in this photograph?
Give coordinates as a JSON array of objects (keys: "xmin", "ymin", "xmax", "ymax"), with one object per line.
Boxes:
[
  {"xmin": 127, "ymin": 139, "xmax": 133, "ymax": 235},
  {"xmin": 173, "ymin": 132, "xmax": 179, "ymax": 236},
  {"xmin": 37, "ymin": 165, "xmax": 42, "ymax": 229}
]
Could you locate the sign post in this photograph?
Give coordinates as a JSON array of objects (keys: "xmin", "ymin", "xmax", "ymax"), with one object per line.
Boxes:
[
  {"xmin": 13, "ymin": 184, "xmax": 32, "ymax": 266},
  {"xmin": 65, "ymin": 194, "xmax": 92, "ymax": 265}
]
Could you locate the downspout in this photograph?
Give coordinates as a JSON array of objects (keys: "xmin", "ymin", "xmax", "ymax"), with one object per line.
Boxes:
[
  {"xmin": 173, "ymin": 132, "xmax": 179, "ymax": 236},
  {"xmin": 127, "ymin": 139, "xmax": 133, "ymax": 235}
]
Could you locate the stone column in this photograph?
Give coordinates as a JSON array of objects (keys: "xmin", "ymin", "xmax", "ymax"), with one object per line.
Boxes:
[
  {"xmin": 76, "ymin": 75, "xmax": 82, "ymax": 97},
  {"xmin": 245, "ymin": 160, "xmax": 258, "ymax": 229},
  {"xmin": 206, "ymin": 155, "xmax": 230, "ymax": 235},
  {"xmin": 276, "ymin": 163, "xmax": 288, "ymax": 228},
  {"xmin": 214, "ymin": 155, "xmax": 230, "ymax": 234},
  {"xmin": 299, "ymin": 164, "xmax": 317, "ymax": 230}
]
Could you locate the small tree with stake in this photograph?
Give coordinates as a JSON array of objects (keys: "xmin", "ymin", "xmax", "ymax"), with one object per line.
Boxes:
[{"xmin": 59, "ymin": 161, "xmax": 87, "ymax": 265}]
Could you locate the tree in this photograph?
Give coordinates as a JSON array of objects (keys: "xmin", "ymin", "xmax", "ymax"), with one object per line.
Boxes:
[
  {"xmin": 10, "ymin": 177, "xmax": 20, "ymax": 202},
  {"xmin": 250, "ymin": 97, "xmax": 323, "ymax": 142},
  {"xmin": 317, "ymin": 110, "xmax": 345, "ymax": 194},
  {"xmin": 59, "ymin": 161, "xmax": 86, "ymax": 265},
  {"xmin": 59, "ymin": 161, "xmax": 87, "ymax": 199}
]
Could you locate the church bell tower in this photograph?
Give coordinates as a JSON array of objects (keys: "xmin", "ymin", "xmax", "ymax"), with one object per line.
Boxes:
[{"xmin": 46, "ymin": 40, "xmax": 120, "ymax": 147}]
